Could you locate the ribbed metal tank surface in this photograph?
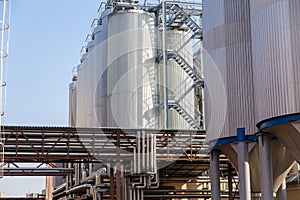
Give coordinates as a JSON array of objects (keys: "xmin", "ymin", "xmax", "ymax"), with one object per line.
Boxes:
[
  {"xmin": 250, "ymin": 0, "xmax": 300, "ymax": 122},
  {"xmin": 203, "ymin": 0, "xmax": 297, "ymax": 193},
  {"xmin": 203, "ymin": 0, "xmax": 255, "ymax": 141}
]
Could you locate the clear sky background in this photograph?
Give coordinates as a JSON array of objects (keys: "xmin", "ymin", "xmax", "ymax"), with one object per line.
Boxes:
[{"xmin": 0, "ymin": 0, "xmax": 101, "ymax": 196}]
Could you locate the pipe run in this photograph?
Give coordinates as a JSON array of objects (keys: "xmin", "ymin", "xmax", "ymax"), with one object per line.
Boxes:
[{"xmin": 53, "ymin": 184, "xmax": 93, "ymax": 199}]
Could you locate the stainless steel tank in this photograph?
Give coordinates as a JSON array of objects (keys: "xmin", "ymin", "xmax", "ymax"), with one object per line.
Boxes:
[
  {"xmin": 250, "ymin": 0, "xmax": 300, "ymax": 166},
  {"xmin": 250, "ymin": 0, "xmax": 300, "ymax": 121},
  {"xmin": 106, "ymin": 9, "xmax": 156, "ymax": 128},
  {"xmin": 203, "ymin": 0, "xmax": 255, "ymax": 141},
  {"xmin": 69, "ymin": 81, "xmax": 77, "ymax": 127},
  {"xmin": 203, "ymin": 0, "xmax": 295, "ymax": 193}
]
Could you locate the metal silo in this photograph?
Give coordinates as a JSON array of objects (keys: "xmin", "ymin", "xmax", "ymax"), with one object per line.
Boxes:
[
  {"xmin": 250, "ymin": 1, "xmax": 300, "ymax": 197},
  {"xmin": 106, "ymin": 10, "xmax": 156, "ymax": 128},
  {"xmin": 251, "ymin": 0, "xmax": 300, "ymax": 123},
  {"xmin": 203, "ymin": 0, "xmax": 255, "ymax": 141},
  {"xmin": 203, "ymin": 0, "xmax": 296, "ymax": 197}
]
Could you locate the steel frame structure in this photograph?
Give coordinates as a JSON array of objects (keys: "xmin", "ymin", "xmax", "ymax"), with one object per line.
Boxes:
[{"xmin": 1, "ymin": 125, "xmax": 208, "ymax": 176}]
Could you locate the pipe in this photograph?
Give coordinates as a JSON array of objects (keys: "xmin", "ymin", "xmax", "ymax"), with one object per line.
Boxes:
[
  {"xmin": 153, "ymin": 135, "xmax": 157, "ymax": 172},
  {"xmin": 143, "ymin": 194, "xmax": 218, "ymax": 198},
  {"xmin": 135, "ymin": 176, "xmax": 147, "ymax": 189},
  {"xmin": 141, "ymin": 190, "xmax": 144, "ymax": 200},
  {"xmin": 53, "ymin": 184, "xmax": 93, "ymax": 199},
  {"xmin": 67, "ymin": 184, "xmax": 93, "ymax": 194},
  {"xmin": 131, "ymin": 176, "xmax": 147, "ymax": 189},
  {"xmin": 52, "ymin": 183, "xmax": 66, "ymax": 195},
  {"xmin": 130, "ymin": 146, "xmax": 136, "ymax": 174},
  {"xmin": 81, "ymin": 173, "xmax": 96, "ymax": 184},
  {"xmin": 142, "ymin": 131, "xmax": 145, "ymax": 171},
  {"xmin": 149, "ymin": 172, "xmax": 159, "ymax": 189},
  {"xmin": 150, "ymin": 134, "xmax": 154, "ymax": 172},
  {"xmin": 146, "ymin": 132, "xmax": 150, "ymax": 171},
  {"xmin": 137, "ymin": 131, "xmax": 141, "ymax": 174}
]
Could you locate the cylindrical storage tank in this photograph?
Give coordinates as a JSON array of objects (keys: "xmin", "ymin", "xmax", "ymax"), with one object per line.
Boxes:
[
  {"xmin": 76, "ymin": 64, "xmax": 86, "ymax": 126},
  {"xmin": 106, "ymin": 10, "xmax": 156, "ymax": 128},
  {"xmin": 250, "ymin": 0, "xmax": 300, "ymax": 122},
  {"xmin": 69, "ymin": 81, "xmax": 77, "ymax": 127},
  {"xmin": 203, "ymin": 0, "xmax": 255, "ymax": 141},
  {"xmin": 159, "ymin": 30, "xmax": 196, "ymax": 129},
  {"xmin": 203, "ymin": 0, "xmax": 295, "ymax": 193},
  {"xmin": 250, "ymin": 0, "xmax": 300, "ymax": 168},
  {"xmin": 87, "ymin": 40, "xmax": 94, "ymax": 53}
]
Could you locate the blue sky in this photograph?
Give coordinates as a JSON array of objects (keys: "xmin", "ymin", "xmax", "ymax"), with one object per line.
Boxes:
[{"xmin": 0, "ymin": 0, "xmax": 101, "ymax": 196}]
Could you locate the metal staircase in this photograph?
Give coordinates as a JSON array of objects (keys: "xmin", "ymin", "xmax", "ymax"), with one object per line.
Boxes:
[
  {"xmin": 166, "ymin": 3, "xmax": 202, "ymax": 39},
  {"xmin": 168, "ymin": 100, "xmax": 202, "ymax": 130},
  {"xmin": 167, "ymin": 51, "xmax": 204, "ymax": 86},
  {"xmin": 156, "ymin": 0, "xmax": 204, "ymax": 130}
]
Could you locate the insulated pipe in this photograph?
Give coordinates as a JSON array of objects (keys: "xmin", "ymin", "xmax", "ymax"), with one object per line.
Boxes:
[
  {"xmin": 52, "ymin": 183, "xmax": 66, "ymax": 195},
  {"xmin": 81, "ymin": 174, "xmax": 96, "ymax": 184},
  {"xmin": 142, "ymin": 131, "xmax": 145, "ymax": 171},
  {"xmin": 137, "ymin": 131, "xmax": 141, "ymax": 174},
  {"xmin": 153, "ymin": 135, "xmax": 157, "ymax": 172},
  {"xmin": 53, "ymin": 184, "xmax": 92, "ymax": 199},
  {"xmin": 149, "ymin": 172, "xmax": 160, "ymax": 189},
  {"xmin": 133, "ymin": 146, "xmax": 137, "ymax": 174},
  {"xmin": 210, "ymin": 149, "xmax": 220, "ymax": 200},
  {"xmin": 237, "ymin": 128, "xmax": 251, "ymax": 200},
  {"xmin": 150, "ymin": 134, "xmax": 154, "ymax": 172},
  {"xmin": 258, "ymin": 133, "xmax": 274, "ymax": 200},
  {"xmin": 146, "ymin": 132, "xmax": 150, "ymax": 171},
  {"xmin": 67, "ymin": 184, "xmax": 93, "ymax": 195},
  {"xmin": 131, "ymin": 176, "xmax": 147, "ymax": 189},
  {"xmin": 276, "ymin": 178, "xmax": 286, "ymax": 200}
]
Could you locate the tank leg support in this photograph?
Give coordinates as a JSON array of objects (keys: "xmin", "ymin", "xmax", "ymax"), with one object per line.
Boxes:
[
  {"xmin": 237, "ymin": 128, "xmax": 251, "ymax": 200},
  {"xmin": 258, "ymin": 133, "xmax": 273, "ymax": 200},
  {"xmin": 210, "ymin": 149, "xmax": 220, "ymax": 200},
  {"xmin": 276, "ymin": 179, "xmax": 286, "ymax": 200}
]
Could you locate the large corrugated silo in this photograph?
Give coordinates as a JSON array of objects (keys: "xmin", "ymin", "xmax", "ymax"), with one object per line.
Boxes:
[
  {"xmin": 250, "ymin": 0, "xmax": 300, "ymax": 189},
  {"xmin": 203, "ymin": 0, "xmax": 296, "ymax": 195}
]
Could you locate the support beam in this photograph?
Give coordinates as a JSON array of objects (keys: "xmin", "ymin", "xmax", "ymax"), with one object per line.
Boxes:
[
  {"xmin": 228, "ymin": 163, "xmax": 233, "ymax": 200},
  {"xmin": 162, "ymin": 0, "xmax": 169, "ymax": 128},
  {"xmin": 258, "ymin": 133, "xmax": 273, "ymax": 200},
  {"xmin": 110, "ymin": 166, "xmax": 115, "ymax": 200},
  {"xmin": 116, "ymin": 131, "xmax": 121, "ymax": 200},
  {"xmin": 210, "ymin": 149, "xmax": 220, "ymax": 200},
  {"xmin": 237, "ymin": 128, "xmax": 251, "ymax": 200},
  {"xmin": 276, "ymin": 179, "xmax": 286, "ymax": 200}
]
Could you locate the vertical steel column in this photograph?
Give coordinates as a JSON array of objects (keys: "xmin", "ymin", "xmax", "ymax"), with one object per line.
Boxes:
[
  {"xmin": 162, "ymin": 0, "xmax": 169, "ymax": 128},
  {"xmin": 116, "ymin": 131, "xmax": 121, "ymax": 200},
  {"xmin": 228, "ymin": 163, "xmax": 233, "ymax": 200},
  {"xmin": 110, "ymin": 165, "xmax": 115, "ymax": 200},
  {"xmin": 276, "ymin": 178, "xmax": 286, "ymax": 200},
  {"xmin": 258, "ymin": 133, "xmax": 273, "ymax": 200},
  {"xmin": 237, "ymin": 128, "xmax": 251, "ymax": 200},
  {"xmin": 0, "ymin": 0, "xmax": 7, "ymax": 179},
  {"xmin": 155, "ymin": 12, "xmax": 160, "ymax": 128},
  {"xmin": 210, "ymin": 149, "xmax": 220, "ymax": 200}
]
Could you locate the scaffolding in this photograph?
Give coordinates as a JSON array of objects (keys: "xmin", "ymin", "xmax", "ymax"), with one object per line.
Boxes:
[{"xmin": 159, "ymin": 0, "xmax": 204, "ymax": 129}]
